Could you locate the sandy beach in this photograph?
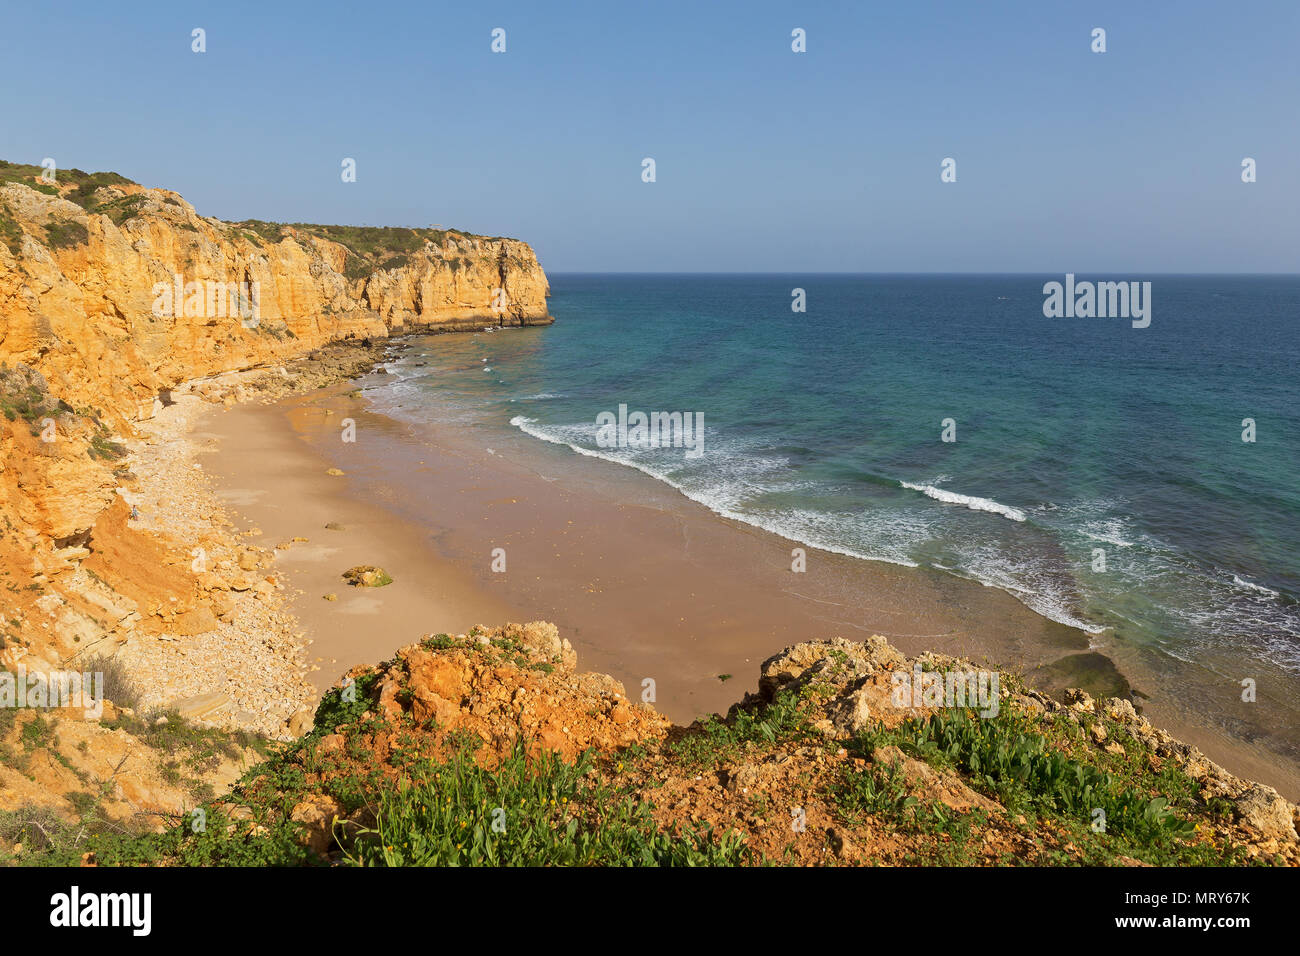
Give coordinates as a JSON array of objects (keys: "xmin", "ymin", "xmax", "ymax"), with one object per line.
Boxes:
[{"xmin": 194, "ymin": 355, "xmax": 1300, "ymax": 801}]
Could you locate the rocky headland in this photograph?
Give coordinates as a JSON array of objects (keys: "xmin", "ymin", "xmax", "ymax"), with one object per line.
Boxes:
[{"xmin": 0, "ymin": 159, "xmax": 548, "ymax": 702}]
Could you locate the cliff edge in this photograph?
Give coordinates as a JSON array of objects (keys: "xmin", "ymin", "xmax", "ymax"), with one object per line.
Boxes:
[
  {"xmin": 0, "ymin": 159, "xmax": 550, "ymax": 426},
  {"xmin": 0, "ymin": 160, "xmax": 548, "ymax": 711}
]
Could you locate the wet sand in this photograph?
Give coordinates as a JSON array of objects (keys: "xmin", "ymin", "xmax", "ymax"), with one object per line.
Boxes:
[{"xmin": 199, "ymin": 376, "xmax": 1300, "ymax": 800}]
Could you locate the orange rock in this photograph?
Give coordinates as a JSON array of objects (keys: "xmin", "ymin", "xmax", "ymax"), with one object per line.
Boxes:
[
  {"xmin": 412, "ymin": 691, "xmax": 460, "ymax": 728},
  {"xmin": 408, "ymin": 655, "xmax": 468, "ymax": 704},
  {"xmin": 173, "ymin": 605, "xmax": 218, "ymax": 636},
  {"xmin": 290, "ymin": 794, "xmax": 343, "ymax": 855}
]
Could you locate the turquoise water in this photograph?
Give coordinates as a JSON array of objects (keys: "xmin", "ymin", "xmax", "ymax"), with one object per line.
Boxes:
[{"xmin": 368, "ymin": 274, "xmax": 1300, "ymax": 686}]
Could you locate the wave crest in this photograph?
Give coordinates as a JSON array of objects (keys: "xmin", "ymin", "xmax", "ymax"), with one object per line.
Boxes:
[{"xmin": 899, "ymin": 480, "xmax": 1027, "ymax": 522}]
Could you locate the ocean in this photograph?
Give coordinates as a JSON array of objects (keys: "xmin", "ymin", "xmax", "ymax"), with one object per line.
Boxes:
[{"xmin": 365, "ymin": 274, "xmax": 1300, "ymax": 713}]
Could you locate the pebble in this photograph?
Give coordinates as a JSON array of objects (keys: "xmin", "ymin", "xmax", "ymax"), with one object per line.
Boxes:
[{"xmin": 116, "ymin": 396, "xmax": 316, "ymax": 738}]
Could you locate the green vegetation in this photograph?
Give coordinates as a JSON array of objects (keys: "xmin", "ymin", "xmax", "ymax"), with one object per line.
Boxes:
[
  {"xmin": 345, "ymin": 740, "xmax": 749, "ymax": 866},
  {"xmin": 0, "ymin": 801, "xmax": 159, "ymax": 866},
  {"xmin": 841, "ymin": 707, "xmax": 1248, "ymax": 866},
  {"xmin": 87, "ymin": 426, "xmax": 126, "ymax": 461},
  {"xmin": 0, "ymin": 161, "xmax": 134, "ymax": 195},
  {"xmin": 312, "ymin": 672, "xmax": 382, "ymax": 730},
  {"xmin": 233, "ymin": 221, "xmax": 485, "ymax": 281},
  {"xmin": 106, "ymin": 709, "xmax": 268, "ymax": 794},
  {"xmin": 0, "ymin": 689, "xmax": 749, "ymax": 867},
  {"xmin": 665, "ymin": 686, "xmax": 818, "ymax": 770},
  {"xmin": 43, "ymin": 220, "xmax": 89, "ymax": 250},
  {"xmin": 0, "ymin": 704, "xmax": 273, "ymax": 867},
  {"xmin": 0, "ymin": 161, "xmax": 150, "ymax": 234},
  {"xmin": 835, "ymin": 758, "xmax": 918, "ymax": 822},
  {"xmin": 0, "ymin": 365, "xmax": 71, "ymax": 424},
  {"xmin": 0, "ymin": 203, "xmax": 25, "ymax": 256},
  {"xmin": 0, "ymin": 160, "xmax": 531, "ymax": 275},
  {"xmin": 0, "ymin": 635, "xmax": 1267, "ymax": 868},
  {"xmin": 88, "ymin": 193, "xmax": 148, "ymax": 225}
]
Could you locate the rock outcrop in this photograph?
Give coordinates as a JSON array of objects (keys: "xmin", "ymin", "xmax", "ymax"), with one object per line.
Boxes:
[
  {"xmin": 0, "ymin": 161, "xmax": 550, "ymax": 693},
  {"xmin": 0, "ymin": 163, "xmax": 550, "ymax": 426}
]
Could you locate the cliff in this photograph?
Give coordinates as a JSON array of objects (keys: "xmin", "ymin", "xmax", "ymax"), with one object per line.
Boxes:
[
  {"xmin": 0, "ymin": 160, "xmax": 550, "ymax": 426},
  {"xmin": 0, "ymin": 160, "xmax": 549, "ymax": 684}
]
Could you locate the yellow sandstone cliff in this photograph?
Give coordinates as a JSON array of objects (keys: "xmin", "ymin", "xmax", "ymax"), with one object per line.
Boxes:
[
  {"xmin": 0, "ymin": 168, "xmax": 549, "ymax": 424},
  {"xmin": 0, "ymin": 161, "xmax": 549, "ymax": 683}
]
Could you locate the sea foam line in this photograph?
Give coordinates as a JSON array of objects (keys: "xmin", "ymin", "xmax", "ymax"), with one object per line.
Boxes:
[
  {"xmin": 1232, "ymin": 574, "xmax": 1282, "ymax": 598},
  {"xmin": 508, "ymin": 416, "xmax": 920, "ymax": 567},
  {"xmin": 899, "ymin": 480, "xmax": 1027, "ymax": 522},
  {"xmin": 508, "ymin": 417, "xmax": 1129, "ymax": 635}
]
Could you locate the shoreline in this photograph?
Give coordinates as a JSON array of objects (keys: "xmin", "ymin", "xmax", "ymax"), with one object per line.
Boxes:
[{"xmin": 195, "ymin": 343, "xmax": 1300, "ymax": 801}]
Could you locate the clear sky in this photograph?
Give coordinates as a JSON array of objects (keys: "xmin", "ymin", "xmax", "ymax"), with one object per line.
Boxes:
[{"xmin": 2, "ymin": 0, "xmax": 1296, "ymax": 272}]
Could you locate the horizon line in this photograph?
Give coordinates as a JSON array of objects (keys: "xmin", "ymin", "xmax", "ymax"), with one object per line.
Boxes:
[{"xmin": 543, "ymin": 271, "xmax": 1300, "ymax": 277}]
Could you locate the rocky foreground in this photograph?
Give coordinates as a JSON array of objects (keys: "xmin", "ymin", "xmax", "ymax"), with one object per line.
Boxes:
[{"xmin": 4, "ymin": 622, "xmax": 1297, "ymax": 866}]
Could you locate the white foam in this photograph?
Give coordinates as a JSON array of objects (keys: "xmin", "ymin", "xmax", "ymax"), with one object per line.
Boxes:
[
  {"xmin": 900, "ymin": 480, "xmax": 1027, "ymax": 522},
  {"xmin": 510, "ymin": 418, "xmax": 1125, "ymax": 640},
  {"xmin": 1232, "ymin": 574, "xmax": 1281, "ymax": 598},
  {"xmin": 950, "ymin": 543, "xmax": 1109, "ymax": 635},
  {"xmin": 508, "ymin": 416, "xmax": 922, "ymax": 566},
  {"xmin": 1079, "ymin": 520, "xmax": 1134, "ymax": 548},
  {"xmin": 509, "ymin": 393, "xmax": 565, "ymax": 402}
]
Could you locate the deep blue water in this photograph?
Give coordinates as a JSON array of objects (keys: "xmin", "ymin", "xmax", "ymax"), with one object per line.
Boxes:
[{"xmin": 370, "ymin": 274, "xmax": 1300, "ymax": 679}]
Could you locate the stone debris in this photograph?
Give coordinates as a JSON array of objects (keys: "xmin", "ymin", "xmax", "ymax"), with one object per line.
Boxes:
[{"xmin": 115, "ymin": 394, "xmax": 316, "ymax": 738}]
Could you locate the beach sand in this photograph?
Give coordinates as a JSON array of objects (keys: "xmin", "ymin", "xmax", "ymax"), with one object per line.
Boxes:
[{"xmin": 199, "ymin": 375, "xmax": 1300, "ymax": 800}]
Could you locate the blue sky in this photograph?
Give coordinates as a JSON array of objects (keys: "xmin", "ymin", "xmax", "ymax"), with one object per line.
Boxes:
[{"xmin": 2, "ymin": 0, "xmax": 1296, "ymax": 272}]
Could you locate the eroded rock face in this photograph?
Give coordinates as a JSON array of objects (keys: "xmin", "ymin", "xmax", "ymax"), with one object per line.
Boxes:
[
  {"xmin": 1234, "ymin": 785, "xmax": 1299, "ymax": 842},
  {"xmin": 0, "ymin": 179, "xmax": 551, "ymax": 426},
  {"xmin": 340, "ymin": 622, "xmax": 667, "ymax": 767},
  {"xmin": 0, "ymin": 171, "xmax": 550, "ymax": 699}
]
